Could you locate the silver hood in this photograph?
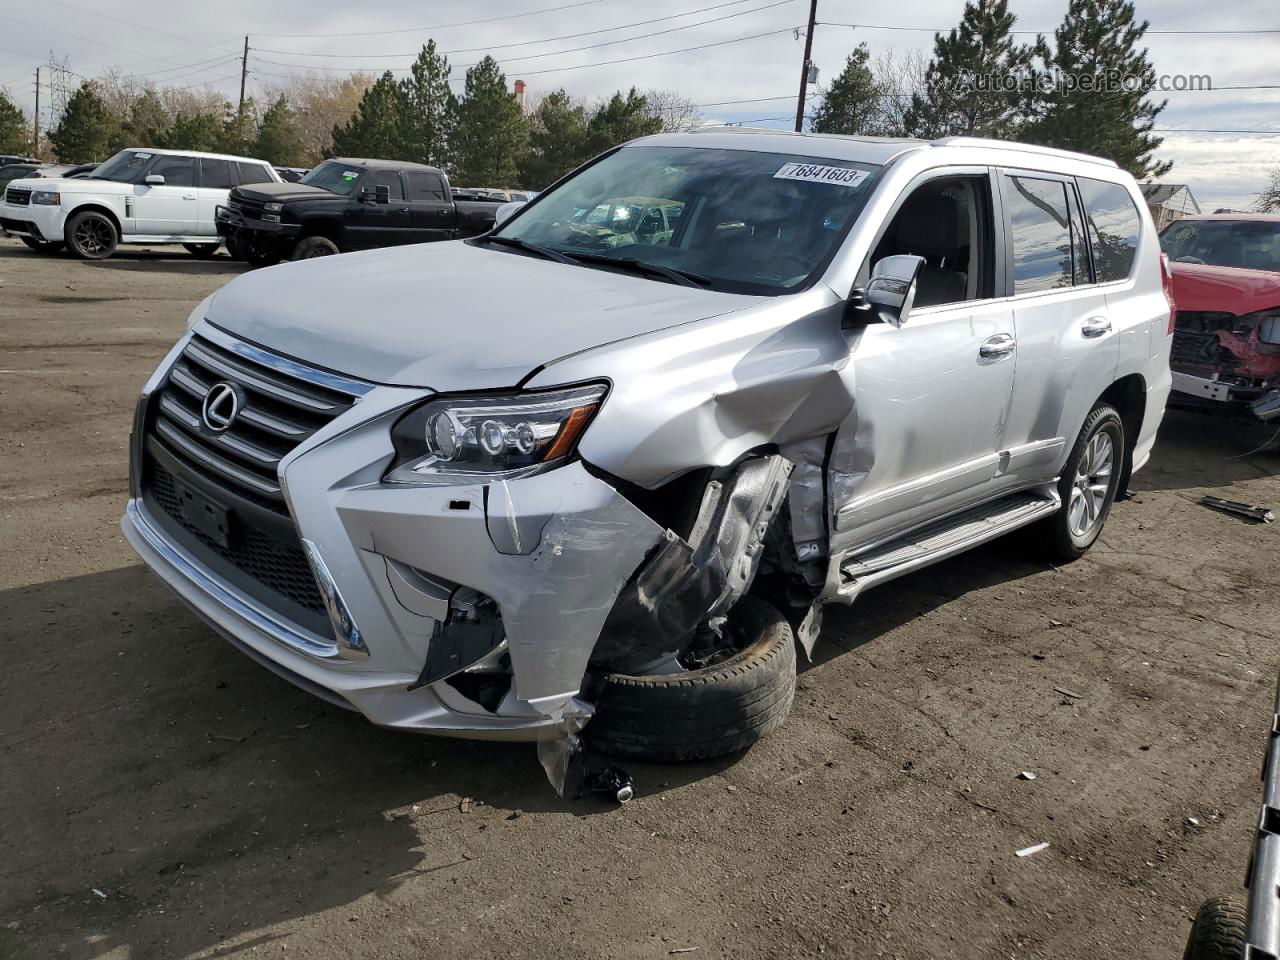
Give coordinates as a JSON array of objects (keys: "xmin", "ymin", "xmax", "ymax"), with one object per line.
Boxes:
[{"xmin": 204, "ymin": 241, "xmax": 761, "ymax": 390}]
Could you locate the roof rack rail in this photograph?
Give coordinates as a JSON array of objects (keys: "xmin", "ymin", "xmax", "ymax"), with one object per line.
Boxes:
[{"xmin": 929, "ymin": 136, "xmax": 1118, "ymax": 168}]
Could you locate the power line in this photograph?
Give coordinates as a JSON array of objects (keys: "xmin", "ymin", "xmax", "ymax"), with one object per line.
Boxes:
[
  {"xmin": 255, "ymin": 0, "xmax": 608, "ymax": 40},
  {"xmin": 0, "ymin": 12, "xmax": 191, "ymax": 67},
  {"xmin": 818, "ymin": 19, "xmax": 1280, "ymax": 35},
  {"xmin": 254, "ymin": 0, "xmax": 771, "ymax": 57},
  {"xmin": 37, "ymin": 0, "xmax": 241, "ymax": 53}
]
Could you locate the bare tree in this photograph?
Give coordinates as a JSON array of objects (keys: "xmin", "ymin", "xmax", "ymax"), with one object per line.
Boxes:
[
  {"xmin": 259, "ymin": 73, "xmax": 375, "ymax": 163},
  {"xmin": 642, "ymin": 89, "xmax": 704, "ymax": 133},
  {"xmin": 1258, "ymin": 167, "xmax": 1280, "ymax": 212},
  {"xmin": 870, "ymin": 48, "xmax": 927, "ymax": 137}
]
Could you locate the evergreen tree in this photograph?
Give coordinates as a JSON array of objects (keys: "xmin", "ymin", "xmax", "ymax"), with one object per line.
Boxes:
[
  {"xmin": 49, "ymin": 82, "xmax": 117, "ymax": 162},
  {"xmin": 585, "ymin": 88, "xmax": 661, "ymax": 154},
  {"xmin": 903, "ymin": 0, "xmax": 1038, "ymax": 139},
  {"xmin": 217, "ymin": 98, "xmax": 256, "ymax": 156},
  {"xmin": 0, "ymin": 89, "xmax": 27, "ymax": 154},
  {"xmin": 810, "ymin": 44, "xmax": 882, "ymax": 135},
  {"xmin": 157, "ymin": 112, "xmax": 222, "ymax": 152},
  {"xmin": 450, "ymin": 57, "xmax": 527, "ymax": 185},
  {"xmin": 109, "ymin": 89, "xmax": 169, "ymax": 152},
  {"xmin": 252, "ymin": 96, "xmax": 308, "ymax": 166},
  {"xmin": 330, "ymin": 71, "xmax": 411, "ymax": 159},
  {"xmin": 519, "ymin": 90, "xmax": 591, "ymax": 188},
  {"xmin": 399, "ymin": 41, "xmax": 455, "ymax": 168},
  {"xmin": 1026, "ymin": 0, "xmax": 1170, "ymax": 179}
]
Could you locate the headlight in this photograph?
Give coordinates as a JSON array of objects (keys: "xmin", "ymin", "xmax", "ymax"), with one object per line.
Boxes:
[
  {"xmin": 185, "ymin": 294, "xmax": 214, "ymax": 331},
  {"xmin": 264, "ymin": 202, "xmax": 283, "ymax": 212},
  {"xmin": 386, "ymin": 384, "xmax": 608, "ymax": 485},
  {"xmin": 31, "ymin": 191, "xmax": 60, "ymax": 205}
]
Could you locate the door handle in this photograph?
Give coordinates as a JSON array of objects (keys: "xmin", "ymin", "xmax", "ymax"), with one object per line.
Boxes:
[
  {"xmin": 979, "ymin": 333, "xmax": 1016, "ymax": 359},
  {"xmin": 397, "ymin": 207, "xmax": 410, "ymax": 213},
  {"xmin": 1081, "ymin": 317, "xmax": 1112, "ymax": 338}
]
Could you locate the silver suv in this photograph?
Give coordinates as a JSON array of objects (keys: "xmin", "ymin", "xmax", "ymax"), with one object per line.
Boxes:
[{"xmin": 122, "ymin": 130, "xmax": 1173, "ymax": 781}]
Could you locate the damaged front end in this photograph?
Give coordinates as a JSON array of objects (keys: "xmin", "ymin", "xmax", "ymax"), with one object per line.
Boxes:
[{"xmin": 1170, "ymin": 309, "xmax": 1280, "ymax": 419}]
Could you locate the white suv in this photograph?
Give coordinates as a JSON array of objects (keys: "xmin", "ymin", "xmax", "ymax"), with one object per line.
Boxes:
[{"xmin": 0, "ymin": 147, "xmax": 281, "ymax": 260}]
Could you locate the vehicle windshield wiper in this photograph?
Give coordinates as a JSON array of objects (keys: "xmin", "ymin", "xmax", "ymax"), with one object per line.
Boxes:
[
  {"xmin": 481, "ymin": 234, "xmax": 582, "ymax": 265},
  {"xmin": 568, "ymin": 252, "xmax": 712, "ymax": 288}
]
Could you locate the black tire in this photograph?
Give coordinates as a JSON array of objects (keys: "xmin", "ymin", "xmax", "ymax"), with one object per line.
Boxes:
[
  {"xmin": 65, "ymin": 210, "xmax": 118, "ymax": 260},
  {"xmin": 1183, "ymin": 896, "xmax": 1247, "ymax": 960},
  {"xmin": 244, "ymin": 247, "xmax": 281, "ymax": 268},
  {"xmin": 1036, "ymin": 402, "xmax": 1125, "ymax": 562},
  {"xmin": 224, "ymin": 235, "xmax": 247, "ymax": 260},
  {"xmin": 586, "ymin": 596, "xmax": 797, "ymax": 762},
  {"xmin": 20, "ymin": 237, "xmax": 64, "ymax": 254},
  {"xmin": 292, "ymin": 235, "xmax": 339, "ymax": 260},
  {"xmin": 183, "ymin": 242, "xmax": 220, "ymax": 258}
]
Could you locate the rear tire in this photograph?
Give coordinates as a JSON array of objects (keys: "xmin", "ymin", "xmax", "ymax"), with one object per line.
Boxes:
[
  {"xmin": 20, "ymin": 237, "xmax": 63, "ymax": 254},
  {"xmin": 585, "ymin": 596, "xmax": 797, "ymax": 762},
  {"xmin": 1035, "ymin": 402, "xmax": 1124, "ymax": 562},
  {"xmin": 65, "ymin": 210, "xmax": 118, "ymax": 260},
  {"xmin": 1183, "ymin": 897, "xmax": 1247, "ymax": 960},
  {"xmin": 292, "ymin": 235, "xmax": 339, "ymax": 260},
  {"xmin": 183, "ymin": 242, "xmax": 220, "ymax": 258}
]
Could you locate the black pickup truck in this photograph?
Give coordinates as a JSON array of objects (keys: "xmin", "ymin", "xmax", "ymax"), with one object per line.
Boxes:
[{"xmin": 216, "ymin": 157, "xmax": 503, "ymax": 266}]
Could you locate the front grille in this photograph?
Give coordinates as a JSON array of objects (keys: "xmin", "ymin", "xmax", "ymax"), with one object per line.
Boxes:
[
  {"xmin": 229, "ymin": 193, "xmax": 265, "ymax": 219},
  {"xmin": 149, "ymin": 333, "xmax": 356, "ymax": 514},
  {"xmin": 1171, "ymin": 310, "xmax": 1240, "ymax": 371},
  {"xmin": 5, "ymin": 187, "xmax": 30, "ymax": 206},
  {"xmin": 0, "ymin": 217, "xmax": 34, "ymax": 235},
  {"xmin": 149, "ymin": 460, "xmax": 327, "ymax": 616}
]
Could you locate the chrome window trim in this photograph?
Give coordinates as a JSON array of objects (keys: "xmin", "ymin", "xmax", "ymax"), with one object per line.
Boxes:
[{"xmin": 197, "ymin": 321, "xmax": 377, "ymax": 398}]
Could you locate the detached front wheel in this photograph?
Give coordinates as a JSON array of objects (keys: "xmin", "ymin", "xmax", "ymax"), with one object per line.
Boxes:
[{"xmin": 586, "ymin": 596, "xmax": 797, "ymax": 762}]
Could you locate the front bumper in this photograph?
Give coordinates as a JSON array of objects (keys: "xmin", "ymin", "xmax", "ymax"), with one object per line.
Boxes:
[
  {"xmin": 0, "ymin": 201, "xmax": 65, "ymax": 241},
  {"xmin": 123, "ymin": 326, "xmax": 665, "ymax": 738},
  {"xmin": 215, "ymin": 206, "xmax": 299, "ymax": 251}
]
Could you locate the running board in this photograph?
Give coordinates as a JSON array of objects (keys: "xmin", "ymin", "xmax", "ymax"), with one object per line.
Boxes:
[{"xmin": 836, "ymin": 490, "xmax": 1061, "ymax": 599}]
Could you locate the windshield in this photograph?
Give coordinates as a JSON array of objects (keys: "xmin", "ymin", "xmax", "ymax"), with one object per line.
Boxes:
[
  {"xmin": 1161, "ymin": 219, "xmax": 1280, "ymax": 273},
  {"xmin": 494, "ymin": 145, "xmax": 880, "ymax": 295},
  {"xmin": 90, "ymin": 150, "xmax": 157, "ymax": 184},
  {"xmin": 299, "ymin": 160, "xmax": 364, "ymax": 196}
]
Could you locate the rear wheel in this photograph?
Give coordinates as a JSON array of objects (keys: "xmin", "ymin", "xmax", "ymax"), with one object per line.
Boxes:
[
  {"xmin": 292, "ymin": 235, "xmax": 339, "ymax": 260},
  {"xmin": 20, "ymin": 237, "xmax": 63, "ymax": 254},
  {"xmin": 183, "ymin": 242, "xmax": 220, "ymax": 258},
  {"xmin": 586, "ymin": 596, "xmax": 797, "ymax": 762},
  {"xmin": 1035, "ymin": 402, "xmax": 1124, "ymax": 561},
  {"xmin": 65, "ymin": 210, "xmax": 118, "ymax": 260},
  {"xmin": 1183, "ymin": 897, "xmax": 1247, "ymax": 960}
]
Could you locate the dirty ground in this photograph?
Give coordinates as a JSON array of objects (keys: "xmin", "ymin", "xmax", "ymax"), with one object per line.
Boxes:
[{"xmin": 2, "ymin": 237, "xmax": 1279, "ymax": 959}]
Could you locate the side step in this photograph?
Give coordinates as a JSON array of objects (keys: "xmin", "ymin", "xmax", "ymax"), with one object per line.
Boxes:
[{"xmin": 836, "ymin": 489, "xmax": 1061, "ymax": 599}]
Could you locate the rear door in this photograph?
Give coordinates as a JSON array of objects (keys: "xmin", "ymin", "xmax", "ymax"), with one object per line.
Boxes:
[
  {"xmin": 342, "ymin": 169, "xmax": 411, "ymax": 248},
  {"xmin": 196, "ymin": 157, "xmax": 236, "ymax": 237},
  {"xmin": 403, "ymin": 169, "xmax": 455, "ymax": 243},
  {"xmin": 998, "ymin": 170, "xmax": 1118, "ymax": 487},
  {"xmin": 235, "ymin": 161, "xmax": 275, "ymax": 188},
  {"xmin": 133, "ymin": 154, "xmax": 199, "ymax": 235}
]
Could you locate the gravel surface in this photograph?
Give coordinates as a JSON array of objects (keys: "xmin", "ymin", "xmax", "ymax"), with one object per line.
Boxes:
[{"xmin": 2, "ymin": 237, "xmax": 1279, "ymax": 960}]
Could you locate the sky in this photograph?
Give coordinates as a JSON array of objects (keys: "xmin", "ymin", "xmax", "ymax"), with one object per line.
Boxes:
[{"xmin": 0, "ymin": 0, "xmax": 1276, "ymax": 209}]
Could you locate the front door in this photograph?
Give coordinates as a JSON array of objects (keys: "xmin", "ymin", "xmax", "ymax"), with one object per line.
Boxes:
[
  {"xmin": 829, "ymin": 169, "xmax": 1018, "ymax": 555},
  {"xmin": 403, "ymin": 169, "xmax": 455, "ymax": 243},
  {"xmin": 132, "ymin": 154, "xmax": 199, "ymax": 236},
  {"xmin": 343, "ymin": 169, "xmax": 411, "ymax": 249}
]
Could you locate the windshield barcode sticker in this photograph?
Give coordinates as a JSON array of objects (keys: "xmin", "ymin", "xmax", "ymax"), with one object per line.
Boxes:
[{"xmin": 773, "ymin": 162, "xmax": 868, "ymax": 187}]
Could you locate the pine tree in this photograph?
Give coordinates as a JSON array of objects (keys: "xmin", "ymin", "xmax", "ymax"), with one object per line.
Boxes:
[
  {"xmin": 1026, "ymin": 0, "xmax": 1170, "ymax": 179},
  {"xmin": 399, "ymin": 41, "xmax": 455, "ymax": 168},
  {"xmin": 217, "ymin": 98, "xmax": 257, "ymax": 156},
  {"xmin": 330, "ymin": 71, "xmax": 411, "ymax": 160},
  {"xmin": 109, "ymin": 89, "xmax": 169, "ymax": 153},
  {"xmin": 157, "ymin": 112, "xmax": 222, "ymax": 152},
  {"xmin": 903, "ymin": 0, "xmax": 1038, "ymax": 139},
  {"xmin": 450, "ymin": 57, "xmax": 527, "ymax": 185},
  {"xmin": 0, "ymin": 89, "xmax": 27, "ymax": 154},
  {"xmin": 810, "ymin": 44, "xmax": 882, "ymax": 135},
  {"xmin": 49, "ymin": 82, "xmax": 117, "ymax": 162},
  {"xmin": 585, "ymin": 88, "xmax": 662, "ymax": 155},
  {"xmin": 518, "ymin": 89, "xmax": 591, "ymax": 188},
  {"xmin": 252, "ymin": 96, "xmax": 308, "ymax": 166}
]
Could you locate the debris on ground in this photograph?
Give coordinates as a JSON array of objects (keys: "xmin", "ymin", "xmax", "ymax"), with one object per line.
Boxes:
[
  {"xmin": 1200, "ymin": 495, "xmax": 1275, "ymax": 524},
  {"xmin": 91, "ymin": 889, "xmax": 107, "ymax": 899},
  {"xmin": 1015, "ymin": 842, "xmax": 1049, "ymax": 858},
  {"xmin": 1018, "ymin": 771, "xmax": 1038, "ymax": 781},
  {"xmin": 1054, "ymin": 686, "xmax": 1085, "ymax": 699},
  {"xmin": 1187, "ymin": 816, "xmax": 1201, "ymax": 827},
  {"xmin": 459, "ymin": 797, "xmax": 474, "ymax": 814},
  {"xmin": 583, "ymin": 765, "xmax": 635, "ymax": 803}
]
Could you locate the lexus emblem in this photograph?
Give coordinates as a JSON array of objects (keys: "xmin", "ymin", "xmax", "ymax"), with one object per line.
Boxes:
[{"xmin": 201, "ymin": 382, "xmax": 240, "ymax": 432}]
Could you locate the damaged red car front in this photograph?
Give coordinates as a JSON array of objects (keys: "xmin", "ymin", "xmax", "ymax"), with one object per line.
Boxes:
[{"xmin": 1161, "ymin": 213, "xmax": 1280, "ymax": 420}]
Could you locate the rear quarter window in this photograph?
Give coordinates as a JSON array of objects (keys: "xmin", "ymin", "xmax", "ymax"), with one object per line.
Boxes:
[{"xmin": 1078, "ymin": 178, "xmax": 1141, "ymax": 282}]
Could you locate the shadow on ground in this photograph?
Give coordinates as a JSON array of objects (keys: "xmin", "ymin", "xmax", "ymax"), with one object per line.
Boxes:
[{"xmin": 0, "ymin": 240, "xmax": 246, "ymax": 275}]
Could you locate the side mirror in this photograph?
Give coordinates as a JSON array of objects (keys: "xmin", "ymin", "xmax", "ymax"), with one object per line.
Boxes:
[
  {"xmin": 144, "ymin": 174, "xmax": 165, "ymax": 186},
  {"xmin": 865, "ymin": 254, "xmax": 925, "ymax": 327},
  {"xmin": 494, "ymin": 200, "xmax": 526, "ymax": 227}
]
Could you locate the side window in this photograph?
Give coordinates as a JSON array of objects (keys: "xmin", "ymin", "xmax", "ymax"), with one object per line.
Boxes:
[
  {"xmin": 236, "ymin": 162, "xmax": 273, "ymax": 186},
  {"xmin": 405, "ymin": 171, "xmax": 446, "ymax": 202},
  {"xmin": 200, "ymin": 158, "xmax": 235, "ymax": 190},
  {"xmin": 867, "ymin": 175, "xmax": 993, "ymax": 308},
  {"xmin": 1078, "ymin": 178, "xmax": 1141, "ymax": 282},
  {"xmin": 361, "ymin": 170, "xmax": 405, "ymax": 200},
  {"xmin": 148, "ymin": 155, "xmax": 197, "ymax": 188},
  {"xmin": 1003, "ymin": 175, "xmax": 1073, "ymax": 294}
]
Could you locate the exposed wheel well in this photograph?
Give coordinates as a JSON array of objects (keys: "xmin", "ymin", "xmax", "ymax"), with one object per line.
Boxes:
[
  {"xmin": 66, "ymin": 203, "xmax": 121, "ymax": 238},
  {"xmin": 1097, "ymin": 373, "xmax": 1146, "ymax": 496},
  {"xmin": 298, "ymin": 219, "xmax": 342, "ymax": 247}
]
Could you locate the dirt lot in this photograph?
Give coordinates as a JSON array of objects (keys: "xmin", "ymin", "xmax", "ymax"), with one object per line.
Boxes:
[{"xmin": 1, "ymin": 235, "xmax": 1279, "ymax": 960}]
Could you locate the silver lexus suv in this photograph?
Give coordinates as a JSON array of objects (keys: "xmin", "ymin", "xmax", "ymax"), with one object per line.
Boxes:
[{"xmin": 122, "ymin": 130, "xmax": 1173, "ymax": 780}]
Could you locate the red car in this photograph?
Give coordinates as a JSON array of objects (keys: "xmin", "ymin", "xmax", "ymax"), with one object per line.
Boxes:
[{"xmin": 1160, "ymin": 213, "xmax": 1280, "ymax": 419}]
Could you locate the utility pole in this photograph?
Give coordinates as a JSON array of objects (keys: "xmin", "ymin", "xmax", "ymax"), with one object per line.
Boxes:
[
  {"xmin": 32, "ymin": 67, "xmax": 39, "ymax": 155},
  {"xmin": 239, "ymin": 35, "xmax": 248, "ymax": 110},
  {"xmin": 794, "ymin": 0, "xmax": 818, "ymax": 132}
]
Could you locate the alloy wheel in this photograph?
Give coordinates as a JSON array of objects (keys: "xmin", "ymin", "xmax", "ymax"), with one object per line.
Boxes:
[
  {"xmin": 1067, "ymin": 430, "xmax": 1114, "ymax": 538},
  {"xmin": 74, "ymin": 218, "xmax": 113, "ymax": 256}
]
